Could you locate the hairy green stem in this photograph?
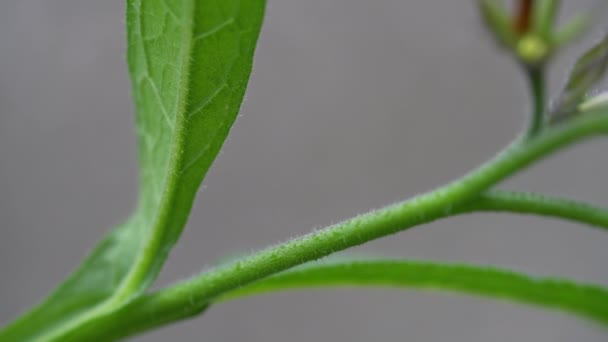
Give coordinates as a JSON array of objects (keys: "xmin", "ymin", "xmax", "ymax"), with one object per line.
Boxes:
[
  {"xmin": 59, "ymin": 190, "xmax": 608, "ymax": 341},
  {"xmin": 56, "ymin": 112, "xmax": 608, "ymax": 341},
  {"xmin": 53, "ymin": 112, "xmax": 608, "ymax": 341},
  {"xmin": 27, "ymin": 191, "xmax": 608, "ymax": 341}
]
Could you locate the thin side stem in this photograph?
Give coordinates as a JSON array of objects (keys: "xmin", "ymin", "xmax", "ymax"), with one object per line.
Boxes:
[
  {"xmin": 55, "ymin": 112, "xmax": 608, "ymax": 341},
  {"xmin": 526, "ymin": 66, "xmax": 546, "ymax": 138},
  {"xmin": 462, "ymin": 190, "xmax": 608, "ymax": 232},
  {"xmin": 219, "ymin": 260, "xmax": 608, "ymax": 325}
]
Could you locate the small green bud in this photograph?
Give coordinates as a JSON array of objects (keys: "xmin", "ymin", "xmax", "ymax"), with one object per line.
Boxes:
[{"xmin": 517, "ymin": 35, "xmax": 550, "ymax": 64}]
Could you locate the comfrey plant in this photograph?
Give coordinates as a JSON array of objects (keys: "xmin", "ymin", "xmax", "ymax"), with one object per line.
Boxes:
[{"xmin": 2, "ymin": 0, "xmax": 608, "ymax": 340}]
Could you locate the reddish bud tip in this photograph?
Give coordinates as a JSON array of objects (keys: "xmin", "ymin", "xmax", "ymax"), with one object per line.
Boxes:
[{"xmin": 514, "ymin": 0, "xmax": 534, "ymax": 35}]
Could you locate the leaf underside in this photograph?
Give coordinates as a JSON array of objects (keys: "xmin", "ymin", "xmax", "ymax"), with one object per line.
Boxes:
[
  {"xmin": 0, "ymin": 1, "xmax": 265, "ymax": 340},
  {"xmin": 551, "ymin": 33, "xmax": 608, "ymax": 122},
  {"xmin": 220, "ymin": 260, "xmax": 608, "ymax": 325}
]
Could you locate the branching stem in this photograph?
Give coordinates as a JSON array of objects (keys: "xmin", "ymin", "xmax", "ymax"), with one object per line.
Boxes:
[
  {"xmin": 56, "ymin": 112, "xmax": 608, "ymax": 341},
  {"xmin": 464, "ymin": 190, "xmax": 608, "ymax": 231}
]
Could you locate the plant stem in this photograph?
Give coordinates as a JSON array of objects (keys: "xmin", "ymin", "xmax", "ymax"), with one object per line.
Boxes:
[
  {"xmin": 525, "ymin": 66, "xmax": 546, "ymax": 138},
  {"xmin": 32, "ymin": 191, "xmax": 608, "ymax": 342},
  {"xmin": 462, "ymin": 190, "xmax": 608, "ymax": 231},
  {"xmin": 54, "ymin": 112, "xmax": 608, "ymax": 341},
  {"xmin": 219, "ymin": 260, "xmax": 608, "ymax": 325}
]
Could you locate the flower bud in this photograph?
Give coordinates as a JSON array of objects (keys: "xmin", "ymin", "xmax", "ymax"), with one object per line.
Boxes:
[
  {"xmin": 477, "ymin": 0, "xmax": 589, "ymax": 65},
  {"xmin": 517, "ymin": 34, "xmax": 549, "ymax": 65}
]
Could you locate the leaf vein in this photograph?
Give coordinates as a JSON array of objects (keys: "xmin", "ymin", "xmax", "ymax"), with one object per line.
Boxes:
[
  {"xmin": 160, "ymin": 0, "xmax": 183, "ymax": 24},
  {"xmin": 187, "ymin": 83, "xmax": 227, "ymax": 119},
  {"xmin": 142, "ymin": 75, "xmax": 175, "ymax": 129},
  {"xmin": 194, "ymin": 18, "xmax": 236, "ymax": 42}
]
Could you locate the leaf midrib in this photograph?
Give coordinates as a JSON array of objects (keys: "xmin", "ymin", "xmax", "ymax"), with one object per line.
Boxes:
[
  {"xmin": 113, "ymin": 0, "xmax": 196, "ymax": 302},
  {"xmin": 32, "ymin": 0, "xmax": 199, "ymax": 340}
]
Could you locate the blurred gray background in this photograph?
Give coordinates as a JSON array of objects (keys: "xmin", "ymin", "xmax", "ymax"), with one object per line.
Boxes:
[{"xmin": 1, "ymin": 1, "xmax": 608, "ymax": 341}]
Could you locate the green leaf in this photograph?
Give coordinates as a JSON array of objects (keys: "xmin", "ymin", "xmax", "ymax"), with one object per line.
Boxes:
[
  {"xmin": 553, "ymin": 14, "xmax": 588, "ymax": 48},
  {"xmin": 477, "ymin": 0, "xmax": 517, "ymax": 48},
  {"xmin": 121, "ymin": 0, "xmax": 266, "ymax": 296},
  {"xmin": 550, "ymin": 33, "xmax": 608, "ymax": 123},
  {"xmin": 0, "ymin": 0, "xmax": 265, "ymax": 340},
  {"xmin": 533, "ymin": 0, "xmax": 560, "ymax": 39},
  {"xmin": 219, "ymin": 260, "xmax": 608, "ymax": 325}
]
